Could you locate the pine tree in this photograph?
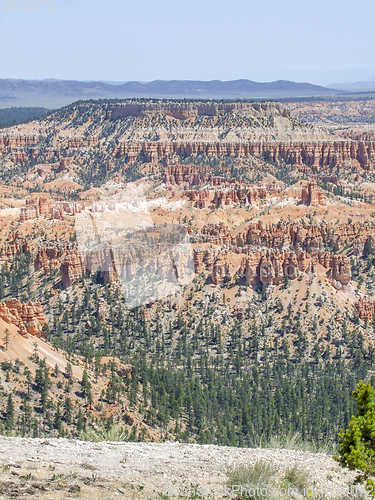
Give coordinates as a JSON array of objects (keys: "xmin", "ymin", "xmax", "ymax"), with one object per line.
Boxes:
[
  {"xmin": 54, "ymin": 406, "xmax": 63, "ymax": 433},
  {"xmin": 64, "ymin": 362, "xmax": 73, "ymax": 381},
  {"xmin": 80, "ymin": 370, "xmax": 92, "ymax": 401},
  {"xmin": 63, "ymin": 397, "xmax": 73, "ymax": 424},
  {"xmin": 76, "ymin": 409, "xmax": 85, "ymax": 432},
  {"xmin": 336, "ymin": 380, "xmax": 375, "ymax": 483},
  {"xmin": 3, "ymin": 328, "xmax": 9, "ymax": 351},
  {"xmin": 5, "ymin": 393, "xmax": 14, "ymax": 430}
]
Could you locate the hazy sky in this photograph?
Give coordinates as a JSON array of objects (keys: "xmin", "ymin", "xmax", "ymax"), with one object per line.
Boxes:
[{"xmin": 1, "ymin": 0, "xmax": 375, "ymax": 84}]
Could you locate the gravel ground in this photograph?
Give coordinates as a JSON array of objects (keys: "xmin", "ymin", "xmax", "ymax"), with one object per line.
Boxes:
[{"xmin": 0, "ymin": 437, "xmax": 364, "ymax": 499}]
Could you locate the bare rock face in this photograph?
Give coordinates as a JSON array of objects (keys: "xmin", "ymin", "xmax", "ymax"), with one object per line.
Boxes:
[
  {"xmin": 61, "ymin": 250, "xmax": 85, "ymax": 288},
  {"xmin": 12, "ymin": 150, "xmax": 28, "ymax": 164},
  {"xmin": 324, "ymin": 254, "xmax": 352, "ymax": 285},
  {"xmin": 106, "ymin": 101, "xmax": 288, "ymax": 121},
  {"xmin": 67, "ymin": 137, "xmax": 98, "ymax": 149},
  {"xmin": 0, "ymin": 232, "xmax": 30, "ymax": 261},
  {"xmin": 195, "ymin": 220, "xmax": 375, "ymax": 256},
  {"xmin": 32, "ymin": 219, "xmax": 364, "ymax": 292},
  {"xmin": 35, "ymin": 242, "xmax": 67, "ymax": 273},
  {"xmin": 356, "ymin": 297, "xmax": 375, "ymax": 322},
  {"xmin": 118, "ymin": 364, "xmax": 134, "ymax": 378},
  {"xmin": 0, "ymin": 299, "xmax": 46, "ymax": 337},
  {"xmin": 301, "ymin": 180, "xmax": 327, "ymax": 206},
  {"xmin": 20, "ymin": 197, "xmax": 82, "ymax": 222},
  {"xmin": 211, "ymin": 251, "xmax": 231, "ymax": 284},
  {"xmin": 97, "ymin": 297, "xmax": 109, "ymax": 321},
  {"xmin": 190, "ymin": 220, "xmax": 365, "ymax": 288},
  {"xmin": 114, "ymin": 139, "xmax": 374, "ymax": 171},
  {"xmin": 195, "ymin": 246, "xmax": 351, "ymax": 288},
  {"xmin": 315, "ymin": 252, "xmax": 351, "ymax": 285},
  {"xmin": 185, "ymin": 186, "xmax": 267, "ymax": 208}
]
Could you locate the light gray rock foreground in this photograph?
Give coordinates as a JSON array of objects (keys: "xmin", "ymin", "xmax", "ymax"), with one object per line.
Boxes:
[{"xmin": 0, "ymin": 437, "xmax": 363, "ymax": 499}]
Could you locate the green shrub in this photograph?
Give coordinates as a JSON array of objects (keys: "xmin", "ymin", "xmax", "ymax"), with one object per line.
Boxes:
[
  {"xmin": 79, "ymin": 422, "xmax": 128, "ymax": 442},
  {"xmin": 1, "ymin": 361, "xmax": 12, "ymax": 372},
  {"xmin": 227, "ymin": 460, "xmax": 277, "ymax": 499},
  {"xmin": 336, "ymin": 380, "xmax": 375, "ymax": 487},
  {"xmin": 281, "ymin": 464, "xmax": 311, "ymax": 493}
]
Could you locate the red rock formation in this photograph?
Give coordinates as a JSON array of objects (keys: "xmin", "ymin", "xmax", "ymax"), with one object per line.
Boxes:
[
  {"xmin": 0, "ymin": 232, "xmax": 31, "ymax": 262},
  {"xmin": 185, "ymin": 186, "xmax": 262, "ymax": 208},
  {"xmin": 193, "ymin": 245, "xmax": 350, "ymax": 288},
  {"xmin": 20, "ymin": 197, "xmax": 81, "ymax": 222},
  {"xmin": 0, "ymin": 299, "xmax": 46, "ymax": 337},
  {"xmin": 56, "ymin": 158, "xmax": 70, "ymax": 173},
  {"xmin": 20, "ymin": 197, "xmax": 51, "ymax": 222},
  {"xmin": 35, "ymin": 243, "xmax": 65, "ymax": 273},
  {"xmin": 0, "ymin": 134, "xmax": 42, "ymax": 153},
  {"xmin": 113, "ymin": 139, "xmax": 374, "ymax": 171},
  {"xmin": 356, "ymin": 297, "xmax": 375, "ymax": 322},
  {"xmin": 193, "ymin": 220, "xmax": 375, "ymax": 255},
  {"xmin": 61, "ymin": 249, "xmax": 85, "ymax": 287},
  {"xmin": 301, "ymin": 180, "xmax": 327, "ymax": 206},
  {"xmin": 318, "ymin": 253, "xmax": 351, "ymax": 285},
  {"xmin": 12, "ymin": 150, "xmax": 28, "ymax": 164},
  {"xmin": 67, "ymin": 136, "xmax": 98, "ymax": 149},
  {"xmin": 96, "ymin": 297, "xmax": 109, "ymax": 321}
]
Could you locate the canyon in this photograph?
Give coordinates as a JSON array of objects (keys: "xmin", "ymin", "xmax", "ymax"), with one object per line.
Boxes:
[{"xmin": 0, "ymin": 97, "xmax": 375, "ymax": 446}]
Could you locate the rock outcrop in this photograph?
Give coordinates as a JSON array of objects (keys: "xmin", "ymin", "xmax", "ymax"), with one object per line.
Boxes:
[
  {"xmin": 301, "ymin": 180, "xmax": 327, "ymax": 206},
  {"xmin": 184, "ymin": 184, "xmax": 283, "ymax": 208},
  {"xmin": 106, "ymin": 101, "xmax": 289, "ymax": 121},
  {"xmin": 194, "ymin": 220, "xmax": 375, "ymax": 255},
  {"xmin": 356, "ymin": 297, "xmax": 375, "ymax": 322},
  {"xmin": 0, "ymin": 299, "xmax": 46, "ymax": 337},
  {"xmin": 113, "ymin": 140, "xmax": 375, "ymax": 171},
  {"xmin": 20, "ymin": 197, "xmax": 51, "ymax": 222},
  {"xmin": 61, "ymin": 249, "xmax": 86, "ymax": 288},
  {"xmin": 195, "ymin": 246, "xmax": 350, "ymax": 288},
  {"xmin": 20, "ymin": 197, "xmax": 82, "ymax": 222},
  {"xmin": 0, "ymin": 134, "xmax": 42, "ymax": 154}
]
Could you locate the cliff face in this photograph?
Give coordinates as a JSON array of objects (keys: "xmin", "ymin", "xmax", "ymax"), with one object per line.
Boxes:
[
  {"xmin": 194, "ymin": 246, "xmax": 351, "ymax": 287},
  {"xmin": 35, "ymin": 243, "xmax": 67, "ymax": 273},
  {"xmin": 32, "ymin": 219, "xmax": 372, "ymax": 290},
  {"xmin": 195, "ymin": 221, "xmax": 375, "ymax": 254},
  {"xmin": 301, "ymin": 180, "xmax": 327, "ymax": 206},
  {"xmin": 61, "ymin": 249, "xmax": 86, "ymax": 288},
  {"xmin": 20, "ymin": 197, "xmax": 82, "ymax": 222},
  {"xmin": 185, "ymin": 188, "xmax": 260, "ymax": 208},
  {"xmin": 106, "ymin": 101, "xmax": 290, "ymax": 120},
  {"xmin": 0, "ymin": 134, "xmax": 42, "ymax": 152},
  {"xmin": 0, "ymin": 299, "xmax": 46, "ymax": 337},
  {"xmin": 0, "ymin": 233, "xmax": 31, "ymax": 261},
  {"xmin": 1, "ymin": 100, "xmax": 374, "ymax": 180},
  {"xmin": 114, "ymin": 140, "xmax": 375, "ymax": 171},
  {"xmin": 58, "ymin": 242, "xmax": 193, "ymax": 289},
  {"xmin": 356, "ymin": 297, "xmax": 375, "ymax": 322}
]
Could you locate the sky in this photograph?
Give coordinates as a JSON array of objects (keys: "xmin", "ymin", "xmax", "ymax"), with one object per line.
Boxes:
[{"xmin": 1, "ymin": 0, "xmax": 375, "ymax": 85}]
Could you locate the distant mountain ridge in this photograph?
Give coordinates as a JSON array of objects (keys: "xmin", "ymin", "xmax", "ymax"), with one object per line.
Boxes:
[
  {"xmin": 0, "ymin": 78, "xmax": 342, "ymax": 109},
  {"xmin": 328, "ymin": 80, "xmax": 375, "ymax": 91}
]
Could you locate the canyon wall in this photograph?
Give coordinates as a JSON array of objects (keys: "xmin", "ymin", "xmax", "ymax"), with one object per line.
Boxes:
[
  {"xmin": 194, "ymin": 246, "xmax": 351, "ymax": 287},
  {"xmin": 114, "ymin": 140, "xmax": 375, "ymax": 170},
  {"xmin": 30, "ymin": 219, "xmax": 368, "ymax": 290}
]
